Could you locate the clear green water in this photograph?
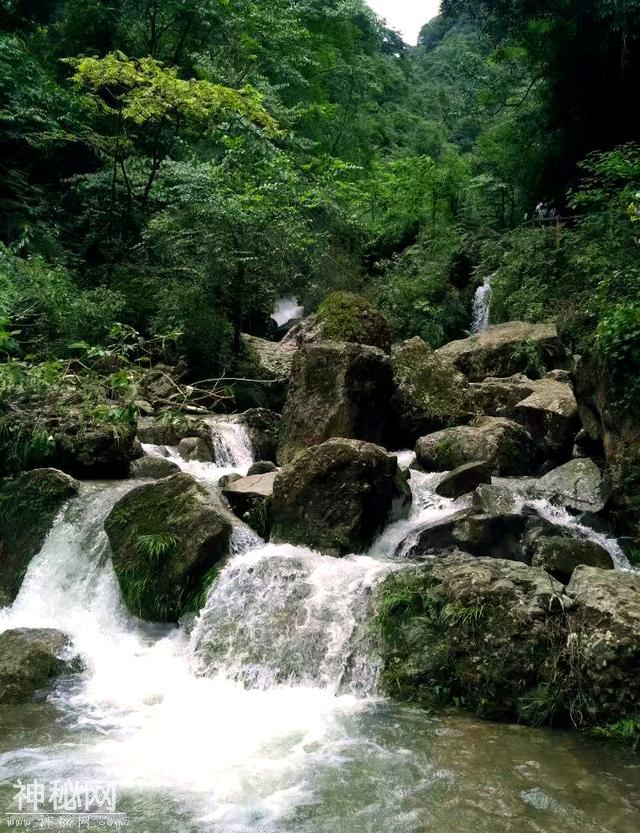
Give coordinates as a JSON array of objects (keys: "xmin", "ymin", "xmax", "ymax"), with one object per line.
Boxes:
[{"xmin": 0, "ymin": 697, "xmax": 638, "ymax": 833}]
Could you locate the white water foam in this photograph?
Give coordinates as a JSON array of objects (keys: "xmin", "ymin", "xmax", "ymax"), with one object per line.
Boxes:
[
  {"xmin": 471, "ymin": 274, "xmax": 493, "ymax": 333},
  {"xmin": 271, "ymin": 297, "xmax": 303, "ymax": 327}
]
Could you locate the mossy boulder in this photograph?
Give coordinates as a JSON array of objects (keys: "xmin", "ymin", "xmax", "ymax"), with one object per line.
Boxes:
[
  {"xmin": 374, "ymin": 555, "xmax": 565, "ymax": 720},
  {"xmin": 0, "ymin": 628, "xmax": 80, "ymax": 703},
  {"xmin": 531, "ymin": 537, "xmax": 614, "ymax": 582},
  {"xmin": 315, "ymin": 292, "xmax": 393, "ymax": 352},
  {"xmin": 415, "ymin": 417, "xmax": 539, "ymax": 476},
  {"xmin": 534, "ymin": 457, "xmax": 608, "ymax": 513},
  {"xmin": 0, "ymin": 469, "xmax": 78, "ymax": 606},
  {"xmin": 105, "ymin": 473, "xmax": 232, "ymax": 622},
  {"xmin": 271, "ymin": 438, "xmax": 411, "ymax": 556},
  {"xmin": 136, "ymin": 415, "xmax": 210, "ymax": 446},
  {"xmin": 376, "ymin": 555, "xmax": 640, "ymax": 730},
  {"xmin": 436, "ymin": 321, "xmax": 569, "ymax": 382},
  {"xmin": 387, "ymin": 337, "xmax": 472, "ymax": 446},
  {"xmin": 277, "ymin": 342, "xmax": 394, "ymax": 465}
]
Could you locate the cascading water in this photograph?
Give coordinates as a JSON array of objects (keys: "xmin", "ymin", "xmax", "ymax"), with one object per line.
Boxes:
[
  {"xmin": 271, "ymin": 296, "xmax": 303, "ymax": 327},
  {"xmin": 1, "ymin": 444, "xmax": 639, "ymax": 832},
  {"xmin": 471, "ymin": 274, "xmax": 493, "ymax": 333}
]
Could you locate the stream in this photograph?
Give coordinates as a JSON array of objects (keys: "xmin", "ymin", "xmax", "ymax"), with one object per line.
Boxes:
[{"xmin": 0, "ymin": 424, "xmax": 639, "ymax": 832}]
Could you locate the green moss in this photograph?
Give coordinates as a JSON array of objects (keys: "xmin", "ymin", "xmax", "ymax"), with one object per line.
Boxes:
[{"xmin": 317, "ymin": 292, "xmax": 392, "ymax": 352}]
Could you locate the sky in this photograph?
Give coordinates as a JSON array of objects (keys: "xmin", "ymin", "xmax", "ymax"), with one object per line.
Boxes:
[{"xmin": 367, "ymin": 1, "xmax": 441, "ymax": 45}]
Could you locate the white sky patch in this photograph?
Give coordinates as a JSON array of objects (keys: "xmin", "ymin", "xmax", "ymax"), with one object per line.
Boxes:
[{"xmin": 367, "ymin": 0, "xmax": 441, "ymax": 45}]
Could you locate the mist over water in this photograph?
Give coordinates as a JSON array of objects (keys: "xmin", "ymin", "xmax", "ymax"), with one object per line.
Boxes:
[
  {"xmin": 0, "ymin": 427, "xmax": 639, "ymax": 831},
  {"xmin": 271, "ymin": 297, "xmax": 304, "ymax": 327}
]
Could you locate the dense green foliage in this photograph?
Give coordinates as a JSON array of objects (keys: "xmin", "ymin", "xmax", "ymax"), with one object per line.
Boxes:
[{"xmin": 0, "ymin": 0, "xmax": 638, "ymax": 415}]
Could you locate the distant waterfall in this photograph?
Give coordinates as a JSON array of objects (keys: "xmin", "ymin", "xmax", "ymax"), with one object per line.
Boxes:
[{"xmin": 471, "ymin": 274, "xmax": 493, "ymax": 333}]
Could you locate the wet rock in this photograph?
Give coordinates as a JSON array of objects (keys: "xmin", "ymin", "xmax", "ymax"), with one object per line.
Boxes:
[
  {"xmin": 247, "ymin": 461, "xmax": 278, "ymax": 476},
  {"xmin": 514, "ymin": 373, "xmax": 579, "ymax": 459},
  {"xmin": 531, "ymin": 537, "xmax": 614, "ymax": 582},
  {"xmin": 472, "ymin": 481, "xmax": 522, "ymax": 515},
  {"xmin": 238, "ymin": 409, "xmax": 281, "ymax": 462},
  {"xmin": 452, "ymin": 513, "xmax": 529, "ymax": 561},
  {"xmin": 219, "ymin": 473, "xmax": 242, "ymax": 489},
  {"xmin": 0, "ymin": 628, "xmax": 80, "ymax": 704},
  {"xmin": 223, "ymin": 472, "xmax": 276, "ymax": 538},
  {"xmin": 535, "ymin": 457, "xmax": 608, "ymax": 513},
  {"xmin": 277, "ymin": 342, "xmax": 394, "ymax": 465},
  {"xmin": 435, "ymin": 462, "xmax": 491, "ymax": 499},
  {"xmin": 129, "ymin": 454, "xmax": 181, "ymax": 480},
  {"xmin": 241, "ymin": 334, "xmax": 297, "ymax": 380},
  {"xmin": 470, "ymin": 374, "xmax": 535, "ymax": 418},
  {"xmin": 137, "ymin": 415, "xmax": 210, "ymax": 446},
  {"xmin": 395, "ymin": 510, "xmax": 471, "ymax": 559},
  {"xmin": 271, "ymin": 438, "xmax": 411, "ymax": 556},
  {"xmin": 566, "ymin": 567, "xmax": 640, "ymax": 721},
  {"xmin": 0, "ymin": 469, "xmax": 78, "ymax": 606},
  {"xmin": 105, "ymin": 473, "xmax": 232, "ymax": 622},
  {"xmin": 387, "ymin": 337, "xmax": 473, "ymax": 446},
  {"xmin": 177, "ymin": 436, "xmax": 213, "ymax": 463},
  {"xmin": 375, "ymin": 555, "xmax": 565, "ymax": 720},
  {"xmin": 415, "ymin": 417, "xmax": 538, "ymax": 476},
  {"xmin": 436, "ymin": 321, "xmax": 569, "ymax": 382}
]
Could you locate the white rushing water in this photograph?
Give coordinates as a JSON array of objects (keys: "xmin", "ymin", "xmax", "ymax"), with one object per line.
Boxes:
[
  {"xmin": 0, "ymin": 440, "xmax": 637, "ymax": 831},
  {"xmin": 471, "ymin": 274, "xmax": 493, "ymax": 333},
  {"xmin": 271, "ymin": 296, "xmax": 303, "ymax": 327}
]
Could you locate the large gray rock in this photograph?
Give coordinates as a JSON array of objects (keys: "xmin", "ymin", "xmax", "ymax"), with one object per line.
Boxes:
[
  {"xmin": 566, "ymin": 567, "xmax": 640, "ymax": 721},
  {"xmin": 277, "ymin": 342, "xmax": 394, "ymax": 465},
  {"xmin": 0, "ymin": 628, "xmax": 80, "ymax": 703},
  {"xmin": 415, "ymin": 417, "xmax": 538, "ymax": 476},
  {"xmin": 436, "ymin": 321, "xmax": 569, "ymax": 382},
  {"xmin": 472, "ymin": 481, "xmax": 522, "ymax": 515},
  {"xmin": 177, "ymin": 436, "xmax": 213, "ymax": 463},
  {"xmin": 531, "ymin": 537, "xmax": 614, "ymax": 582},
  {"xmin": 535, "ymin": 457, "xmax": 608, "ymax": 513},
  {"xmin": 435, "ymin": 461, "xmax": 491, "ymax": 499},
  {"xmin": 514, "ymin": 372, "xmax": 579, "ymax": 458},
  {"xmin": 271, "ymin": 438, "xmax": 411, "ymax": 556},
  {"xmin": 387, "ymin": 337, "xmax": 472, "ymax": 445},
  {"xmin": 105, "ymin": 473, "xmax": 232, "ymax": 622},
  {"xmin": 223, "ymin": 472, "xmax": 277, "ymax": 538},
  {"xmin": 470, "ymin": 374, "xmax": 536, "ymax": 418},
  {"xmin": 241, "ymin": 334, "xmax": 297, "ymax": 380},
  {"xmin": 0, "ymin": 469, "xmax": 78, "ymax": 607},
  {"xmin": 129, "ymin": 454, "xmax": 181, "ymax": 480},
  {"xmin": 375, "ymin": 555, "xmax": 565, "ymax": 719},
  {"xmin": 452, "ymin": 513, "xmax": 529, "ymax": 561}
]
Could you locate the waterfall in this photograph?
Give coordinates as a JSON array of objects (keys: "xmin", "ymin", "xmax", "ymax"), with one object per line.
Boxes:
[
  {"xmin": 190, "ymin": 544, "xmax": 391, "ymax": 695},
  {"xmin": 471, "ymin": 274, "xmax": 493, "ymax": 333},
  {"xmin": 271, "ymin": 296, "xmax": 303, "ymax": 327},
  {"xmin": 207, "ymin": 419, "xmax": 254, "ymax": 470}
]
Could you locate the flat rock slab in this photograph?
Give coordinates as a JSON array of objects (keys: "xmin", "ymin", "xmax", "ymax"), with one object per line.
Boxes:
[{"xmin": 223, "ymin": 472, "xmax": 277, "ymax": 499}]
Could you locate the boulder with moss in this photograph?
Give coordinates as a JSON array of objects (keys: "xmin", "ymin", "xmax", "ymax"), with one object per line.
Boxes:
[
  {"xmin": 436, "ymin": 322, "xmax": 569, "ymax": 382},
  {"xmin": 0, "ymin": 469, "xmax": 78, "ymax": 606},
  {"xmin": 0, "ymin": 628, "xmax": 80, "ymax": 703},
  {"xmin": 105, "ymin": 473, "xmax": 232, "ymax": 622},
  {"xmin": 415, "ymin": 417, "xmax": 539, "ymax": 476},
  {"xmin": 387, "ymin": 337, "xmax": 472, "ymax": 446},
  {"xmin": 277, "ymin": 342, "xmax": 394, "ymax": 465},
  {"xmin": 531, "ymin": 537, "xmax": 614, "ymax": 582},
  {"xmin": 271, "ymin": 438, "xmax": 411, "ymax": 556},
  {"xmin": 374, "ymin": 555, "xmax": 566, "ymax": 720}
]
